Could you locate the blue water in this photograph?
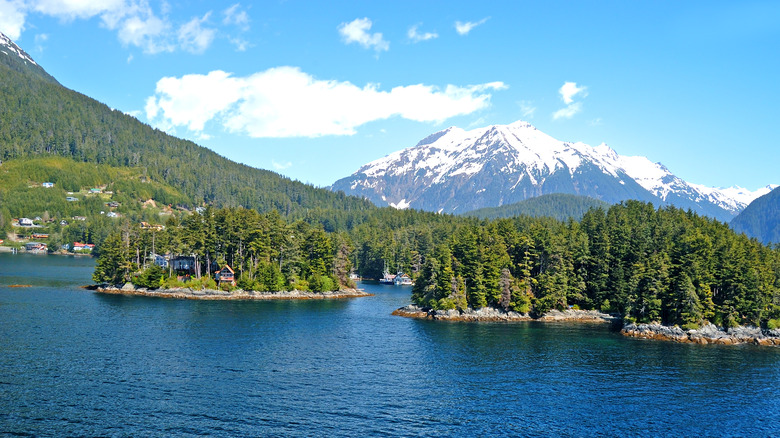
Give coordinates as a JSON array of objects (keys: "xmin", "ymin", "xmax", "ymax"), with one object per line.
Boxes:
[{"xmin": 1, "ymin": 253, "xmax": 779, "ymax": 437}]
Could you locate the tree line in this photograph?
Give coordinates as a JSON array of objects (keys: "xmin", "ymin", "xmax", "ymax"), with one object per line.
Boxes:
[{"xmin": 92, "ymin": 201, "xmax": 780, "ymax": 329}]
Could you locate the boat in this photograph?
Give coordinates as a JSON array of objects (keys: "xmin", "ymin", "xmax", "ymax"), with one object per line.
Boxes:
[
  {"xmin": 393, "ymin": 272, "xmax": 413, "ymax": 286},
  {"xmin": 379, "ymin": 270, "xmax": 396, "ymax": 284}
]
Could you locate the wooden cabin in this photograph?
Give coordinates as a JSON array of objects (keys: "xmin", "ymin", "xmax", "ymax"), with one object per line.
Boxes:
[{"xmin": 216, "ymin": 265, "xmax": 236, "ymax": 286}]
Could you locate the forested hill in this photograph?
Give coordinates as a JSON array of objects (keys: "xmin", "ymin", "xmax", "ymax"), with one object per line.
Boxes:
[
  {"xmin": 731, "ymin": 186, "xmax": 780, "ymax": 245},
  {"xmin": 463, "ymin": 193, "xmax": 610, "ymax": 221},
  {"xmin": 0, "ymin": 33, "xmax": 373, "ymax": 216}
]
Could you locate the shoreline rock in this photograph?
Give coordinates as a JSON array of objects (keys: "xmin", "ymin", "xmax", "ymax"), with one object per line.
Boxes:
[
  {"xmin": 391, "ymin": 305, "xmax": 618, "ymax": 323},
  {"xmin": 94, "ymin": 284, "xmax": 373, "ymax": 301},
  {"xmin": 622, "ymin": 323, "xmax": 780, "ymax": 346}
]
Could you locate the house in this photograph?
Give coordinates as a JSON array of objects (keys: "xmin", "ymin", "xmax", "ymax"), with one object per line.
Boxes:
[
  {"xmin": 151, "ymin": 253, "xmax": 168, "ymax": 268},
  {"xmin": 66, "ymin": 197, "xmax": 79, "ymax": 202},
  {"xmin": 31, "ymin": 233, "xmax": 49, "ymax": 239},
  {"xmin": 72, "ymin": 216, "xmax": 87, "ymax": 221},
  {"xmin": 106, "ymin": 201, "xmax": 120, "ymax": 208},
  {"xmin": 216, "ymin": 265, "xmax": 236, "ymax": 286},
  {"xmin": 60, "ymin": 220, "xmax": 69, "ymax": 226},
  {"xmin": 25, "ymin": 242, "xmax": 47, "ymax": 252},
  {"xmin": 19, "ymin": 218, "xmax": 34, "ymax": 227},
  {"xmin": 89, "ymin": 188, "xmax": 102, "ymax": 194},
  {"xmin": 106, "ymin": 212, "xmax": 119, "ymax": 218},
  {"xmin": 72, "ymin": 242, "xmax": 95, "ymax": 252},
  {"xmin": 42, "ymin": 182, "xmax": 54, "ymax": 188},
  {"xmin": 172, "ymin": 256, "xmax": 196, "ymax": 274},
  {"xmin": 140, "ymin": 222, "xmax": 164, "ymax": 231}
]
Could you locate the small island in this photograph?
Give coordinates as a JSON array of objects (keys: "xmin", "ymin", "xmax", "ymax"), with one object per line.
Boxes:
[{"xmin": 90, "ymin": 208, "xmax": 368, "ymax": 301}]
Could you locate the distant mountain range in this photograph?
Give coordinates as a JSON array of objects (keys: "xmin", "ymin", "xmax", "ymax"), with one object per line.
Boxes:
[
  {"xmin": 332, "ymin": 121, "xmax": 776, "ymax": 222},
  {"xmin": 731, "ymin": 186, "xmax": 780, "ymax": 245}
]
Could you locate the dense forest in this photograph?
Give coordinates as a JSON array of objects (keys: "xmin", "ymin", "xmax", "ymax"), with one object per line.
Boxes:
[
  {"xmin": 93, "ymin": 201, "xmax": 780, "ymax": 329},
  {"xmin": 463, "ymin": 193, "xmax": 610, "ymax": 221}
]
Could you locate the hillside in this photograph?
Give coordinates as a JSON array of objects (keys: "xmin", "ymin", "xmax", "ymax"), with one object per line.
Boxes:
[
  {"xmin": 731, "ymin": 186, "xmax": 780, "ymax": 245},
  {"xmin": 0, "ymin": 32, "xmax": 373, "ymax": 217},
  {"xmin": 463, "ymin": 193, "xmax": 610, "ymax": 221}
]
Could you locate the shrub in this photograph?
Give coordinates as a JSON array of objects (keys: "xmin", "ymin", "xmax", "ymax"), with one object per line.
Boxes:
[
  {"xmin": 437, "ymin": 297, "xmax": 456, "ymax": 310},
  {"xmin": 767, "ymin": 319, "xmax": 780, "ymax": 330},
  {"xmin": 682, "ymin": 322, "xmax": 700, "ymax": 331}
]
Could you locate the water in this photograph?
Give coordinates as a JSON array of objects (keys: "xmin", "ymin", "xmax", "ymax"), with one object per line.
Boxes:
[{"xmin": 1, "ymin": 253, "xmax": 779, "ymax": 437}]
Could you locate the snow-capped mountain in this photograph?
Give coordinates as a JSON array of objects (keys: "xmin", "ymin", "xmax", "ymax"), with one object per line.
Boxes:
[
  {"xmin": 0, "ymin": 31, "xmax": 57, "ymax": 83},
  {"xmin": 0, "ymin": 32, "xmax": 37, "ymax": 66},
  {"xmin": 331, "ymin": 121, "xmax": 775, "ymax": 221}
]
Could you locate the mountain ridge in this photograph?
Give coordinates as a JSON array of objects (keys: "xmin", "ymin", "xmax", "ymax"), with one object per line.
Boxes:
[
  {"xmin": 0, "ymin": 31, "xmax": 374, "ymax": 217},
  {"xmin": 332, "ymin": 121, "xmax": 775, "ymax": 221}
]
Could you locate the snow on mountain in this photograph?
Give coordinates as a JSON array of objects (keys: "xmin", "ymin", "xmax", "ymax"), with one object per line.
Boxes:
[
  {"xmin": 0, "ymin": 32, "xmax": 38, "ymax": 66},
  {"xmin": 332, "ymin": 120, "xmax": 773, "ymax": 221}
]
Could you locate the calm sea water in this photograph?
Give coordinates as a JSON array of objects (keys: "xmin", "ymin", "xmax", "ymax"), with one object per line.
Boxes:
[{"xmin": 1, "ymin": 253, "xmax": 779, "ymax": 437}]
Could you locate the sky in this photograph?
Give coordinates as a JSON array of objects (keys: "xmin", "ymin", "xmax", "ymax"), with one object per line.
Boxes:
[{"xmin": 1, "ymin": 0, "xmax": 778, "ymax": 190}]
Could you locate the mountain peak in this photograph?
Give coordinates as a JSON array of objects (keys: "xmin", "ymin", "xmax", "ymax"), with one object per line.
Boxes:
[
  {"xmin": 0, "ymin": 32, "xmax": 37, "ymax": 66},
  {"xmin": 332, "ymin": 120, "xmax": 775, "ymax": 221}
]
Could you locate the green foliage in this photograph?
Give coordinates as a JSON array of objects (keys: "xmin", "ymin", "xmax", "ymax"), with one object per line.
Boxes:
[
  {"xmin": 767, "ymin": 319, "xmax": 780, "ymax": 330},
  {"xmin": 133, "ymin": 264, "xmax": 165, "ymax": 289},
  {"xmin": 464, "ymin": 193, "xmax": 610, "ymax": 221}
]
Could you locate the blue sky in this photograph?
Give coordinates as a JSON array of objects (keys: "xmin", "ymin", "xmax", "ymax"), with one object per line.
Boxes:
[{"xmin": 1, "ymin": 0, "xmax": 778, "ymax": 190}]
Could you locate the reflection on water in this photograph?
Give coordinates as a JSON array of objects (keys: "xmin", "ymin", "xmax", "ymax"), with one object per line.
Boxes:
[{"xmin": 1, "ymin": 254, "xmax": 779, "ymax": 436}]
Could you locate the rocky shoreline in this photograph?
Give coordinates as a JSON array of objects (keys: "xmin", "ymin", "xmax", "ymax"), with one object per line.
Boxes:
[
  {"xmin": 622, "ymin": 323, "xmax": 780, "ymax": 346},
  {"xmin": 94, "ymin": 284, "xmax": 372, "ymax": 301},
  {"xmin": 393, "ymin": 305, "xmax": 780, "ymax": 347},
  {"xmin": 391, "ymin": 305, "xmax": 619, "ymax": 323}
]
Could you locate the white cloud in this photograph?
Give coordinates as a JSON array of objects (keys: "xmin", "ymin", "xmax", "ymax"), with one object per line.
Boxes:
[
  {"xmin": 455, "ymin": 17, "xmax": 489, "ymax": 36},
  {"xmin": 177, "ymin": 12, "xmax": 216, "ymax": 54},
  {"xmin": 272, "ymin": 160, "xmax": 292, "ymax": 170},
  {"xmin": 559, "ymin": 81, "xmax": 587, "ymax": 104},
  {"xmin": 553, "ymin": 102, "xmax": 582, "ymax": 120},
  {"xmin": 553, "ymin": 82, "xmax": 588, "ymax": 120},
  {"xmin": 117, "ymin": 11, "xmax": 173, "ymax": 54},
  {"xmin": 0, "ymin": 1, "xmax": 219, "ymax": 54},
  {"xmin": 0, "ymin": 0, "xmax": 26, "ymax": 40},
  {"xmin": 338, "ymin": 17, "xmax": 389, "ymax": 52},
  {"xmin": 408, "ymin": 24, "xmax": 437, "ymax": 42},
  {"xmin": 519, "ymin": 100, "xmax": 536, "ymax": 119},
  {"xmin": 145, "ymin": 66, "xmax": 507, "ymax": 138},
  {"xmin": 223, "ymin": 3, "xmax": 249, "ymax": 30}
]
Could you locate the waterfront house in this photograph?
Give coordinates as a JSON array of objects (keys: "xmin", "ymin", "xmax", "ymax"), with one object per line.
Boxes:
[
  {"xmin": 19, "ymin": 218, "xmax": 33, "ymax": 227},
  {"xmin": 42, "ymin": 182, "xmax": 54, "ymax": 188},
  {"xmin": 172, "ymin": 256, "xmax": 196, "ymax": 274},
  {"xmin": 25, "ymin": 242, "xmax": 47, "ymax": 252},
  {"xmin": 151, "ymin": 253, "xmax": 168, "ymax": 268},
  {"xmin": 216, "ymin": 265, "xmax": 236, "ymax": 286},
  {"xmin": 73, "ymin": 242, "xmax": 95, "ymax": 252}
]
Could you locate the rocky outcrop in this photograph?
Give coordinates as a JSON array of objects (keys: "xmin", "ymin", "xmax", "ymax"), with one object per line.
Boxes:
[
  {"xmin": 95, "ymin": 285, "xmax": 372, "ymax": 300},
  {"xmin": 622, "ymin": 323, "xmax": 780, "ymax": 346},
  {"xmin": 391, "ymin": 305, "xmax": 617, "ymax": 323}
]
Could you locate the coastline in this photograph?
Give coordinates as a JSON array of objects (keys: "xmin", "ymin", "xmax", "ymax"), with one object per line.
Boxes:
[
  {"xmin": 391, "ymin": 304, "xmax": 618, "ymax": 323},
  {"xmin": 622, "ymin": 323, "xmax": 780, "ymax": 346},
  {"xmin": 94, "ymin": 284, "xmax": 373, "ymax": 300},
  {"xmin": 393, "ymin": 305, "xmax": 780, "ymax": 347}
]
